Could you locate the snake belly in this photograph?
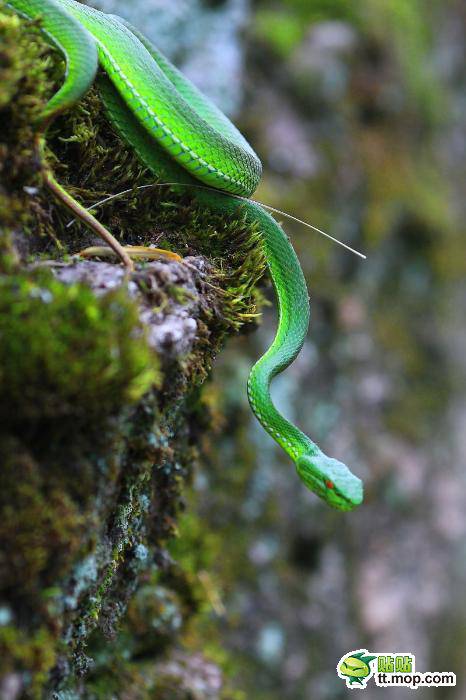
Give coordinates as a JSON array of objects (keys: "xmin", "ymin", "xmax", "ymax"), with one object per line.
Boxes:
[{"xmin": 7, "ymin": 0, "xmax": 363, "ymax": 510}]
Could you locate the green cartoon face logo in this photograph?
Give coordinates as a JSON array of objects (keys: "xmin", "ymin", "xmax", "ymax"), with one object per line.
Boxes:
[{"xmin": 337, "ymin": 650, "xmax": 377, "ymax": 688}]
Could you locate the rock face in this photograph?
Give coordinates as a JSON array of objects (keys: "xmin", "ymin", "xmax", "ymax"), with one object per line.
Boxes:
[
  {"xmin": 52, "ymin": 259, "xmax": 206, "ymax": 357},
  {"xmin": 0, "ymin": 4, "xmax": 263, "ymax": 697},
  {"xmin": 0, "ymin": 254, "xmax": 233, "ymax": 698}
]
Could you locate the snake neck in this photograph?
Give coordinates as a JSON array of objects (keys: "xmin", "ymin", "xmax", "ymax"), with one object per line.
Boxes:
[
  {"xmin": 181, "ymin": 191, "xmax": 314, "ymax": 464},
  {"xmin": 236, "ymin": 202, "xmax": 316, "ymax": 463},
  {"xmin": 247, "ymin": 358, "xmax": 315, "ymax": 464}
]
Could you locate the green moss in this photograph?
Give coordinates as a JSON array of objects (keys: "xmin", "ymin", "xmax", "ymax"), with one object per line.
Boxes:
[
  {"xmin": 254, "ymin": 0, "xmax": 355, "ymax": 57},
  {"xmin": 48, "ymin": 86, "xmax": 266, "ymax": 336},
  {"xmin": 0, "ymin": 440, "xmax": 87, "ymax": 598},
  {"xmin": 0, "ymin": 6, "xmax": 58, "ymax": 267},
  {"xmin": 359, "ymin": 0, "xmax": 445, "ymax": 125},
  {"xmin": 0, "ymin": 625, "xmax": 57, "ymax": 698},
  {"xmin": 168, "ymin": 511, "xmax": 223, "ymax": 603},
  {"xmin": 0, "ymin": 272, "xmax": 160, "ymax": 426},
  {"xmin": 0, "ymin": 438, "xmax": 93, "ymax": 697},
  {"xmin": 254, "ymin": 10, "xmax": 305, "ymax": 58}
]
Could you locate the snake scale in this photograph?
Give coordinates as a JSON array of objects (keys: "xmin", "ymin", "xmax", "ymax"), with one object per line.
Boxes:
[{"xmin": 8, "ymin": 0, "xmax": 363, "ymax": 510}]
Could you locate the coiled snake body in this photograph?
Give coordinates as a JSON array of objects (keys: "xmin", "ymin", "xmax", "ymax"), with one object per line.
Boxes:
[{"xmin": 8, "ymin": 0, "xmax": 363, "ymax": 510}]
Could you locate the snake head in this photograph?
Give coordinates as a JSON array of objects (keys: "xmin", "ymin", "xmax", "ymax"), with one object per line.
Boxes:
[{"xmin": 296, "ymin": 451, "xmax": 363, "ymax": 511}]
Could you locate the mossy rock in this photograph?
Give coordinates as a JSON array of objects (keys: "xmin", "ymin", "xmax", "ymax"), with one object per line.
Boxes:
[
  {"xmin": 0, "ymin": 5, "xmax": 267, "ymax": 698},
  {"xmin": 0, "ymin": 272, "xmax": 159, "ymax": 427}
]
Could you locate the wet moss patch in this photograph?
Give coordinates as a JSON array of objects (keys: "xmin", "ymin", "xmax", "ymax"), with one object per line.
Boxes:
[{"xmin": 0, "ymin": 272, "xmax": 160, "ymax": 428}]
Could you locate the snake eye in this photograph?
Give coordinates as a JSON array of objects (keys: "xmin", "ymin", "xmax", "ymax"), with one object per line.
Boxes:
[{"xmin": 325, "ymin": 479, "xmax": 335, "ymax": 490}]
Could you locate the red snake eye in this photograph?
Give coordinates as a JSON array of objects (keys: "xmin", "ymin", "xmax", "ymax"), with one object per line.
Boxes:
[{"xmin": 325, "ymin": 480, "xmax": 335, "ymax": 490}]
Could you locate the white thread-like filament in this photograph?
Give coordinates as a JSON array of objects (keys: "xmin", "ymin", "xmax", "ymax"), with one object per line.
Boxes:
[{"xmin": 66, "ymin": 182, "xmax": 367, "ymax": 260}]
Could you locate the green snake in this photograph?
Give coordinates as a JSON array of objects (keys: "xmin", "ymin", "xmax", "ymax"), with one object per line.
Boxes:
[{"xmin": 8, "ymin": 0, "xmax": 363, "ymax": 510}]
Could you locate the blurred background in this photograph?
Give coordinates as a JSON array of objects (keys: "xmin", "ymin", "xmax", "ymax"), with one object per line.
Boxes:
[{"xmin": 98, "ymin": 0, "xmax": 465, "ymax": 697}]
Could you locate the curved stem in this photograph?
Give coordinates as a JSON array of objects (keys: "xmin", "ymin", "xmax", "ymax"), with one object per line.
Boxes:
[{"xmin": 35, "ymin": 132, "xmax": 134, "ymax": 271}]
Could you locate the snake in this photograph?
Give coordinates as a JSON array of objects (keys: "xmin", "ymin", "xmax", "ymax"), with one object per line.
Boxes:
[{"xmin": 8, "ymin": 0, "xmax": 363, "ymax": 510}]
